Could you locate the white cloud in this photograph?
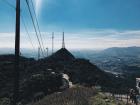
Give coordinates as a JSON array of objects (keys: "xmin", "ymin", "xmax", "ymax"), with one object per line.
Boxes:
[
  {"xmin": 0, "ymin": 29, "xmax": 140, "ymax": 50},
  {"xmin": 35, "ymin": 0, "xmax": 42, "ymax": 16}
]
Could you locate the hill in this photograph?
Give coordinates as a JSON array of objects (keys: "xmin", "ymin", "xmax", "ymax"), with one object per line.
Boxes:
[
  {"xmin": 41, "ymin": 48, "xmax": 134, "ymax": 93},
  {"xmin": 72, "ymin": 47, "xmax": 140, "ymax": 74},
  {"xmin": 48, "ymin": 48, "xmax": 75, "ymax": 61},
  {"xmin": 29, "ymin": 86, "xmax": 125, "ymax": 105},
  {"xmin": 0, "ymin": 48, "xmax": 135, "ymax": 104},
  {"xmin": 42, "ymin": 48, "xmax": 113, "ymax": 87},
  {"xmin": 0, "ymin": 55, "xmax": 64, "ymax": 103},
  {"xmin": 98, "ymin": 46, "xmax": 140, "ymax": 57}
]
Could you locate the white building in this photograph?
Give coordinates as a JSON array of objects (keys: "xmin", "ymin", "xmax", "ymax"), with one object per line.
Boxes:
[{"xmin": 136, "ymin": 78, "xmax": 140, "ymax": 94}]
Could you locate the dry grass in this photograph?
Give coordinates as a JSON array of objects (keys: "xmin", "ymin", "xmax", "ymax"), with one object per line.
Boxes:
[
  {"xmin": 89, "ymin": 92, "xmax": 125, "ymax": 105},
  {"xmin": 0, "ymin": 86, "xmax": 126, "ymax": 105},
  {"xmin": 30, "ymin": 86, "xmax": 97, "ymax": 105}
]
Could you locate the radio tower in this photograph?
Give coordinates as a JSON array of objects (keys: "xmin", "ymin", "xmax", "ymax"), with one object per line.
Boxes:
[
  {"xmin": 38, "ymin": 47, "xmax": 40, "ymax": 60},
  {"xmin": 52, "ymin": 32, "xmax": 54, "ymax": 54},
  {"xmin": 62, "ymin": 32, "xmax": 65, "ymax": 48},
  {"xmin": 46, "ymin": 47, "xmax": 48, "ymax": 57}
]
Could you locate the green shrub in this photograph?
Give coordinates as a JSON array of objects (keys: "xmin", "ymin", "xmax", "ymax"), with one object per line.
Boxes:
[
  {"xmin": 29, "ymin": 86, "xmax": 125, "ymax": 105},
  {"xmin": 89, "ymin": 93, "xmax": 125, "ymax": 105},
  {"xmin": 31, "ymin": 86, "xmax": 97, "ymax": 105},
  {"xmin": 0, "ymin": 98, "xmax": 10, "ymax": 105}
]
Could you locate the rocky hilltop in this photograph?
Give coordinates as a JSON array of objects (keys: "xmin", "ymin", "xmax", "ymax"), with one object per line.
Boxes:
[{"xmin": 0, "ymin": 48, "xmax": 133, "ymax": 104}]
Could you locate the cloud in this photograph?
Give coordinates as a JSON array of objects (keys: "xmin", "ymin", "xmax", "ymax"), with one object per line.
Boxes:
[
  {"xmin": 34, "ymin": 0, "xmax": 42, "ymax": 16},
  {"xmin": 0, "ymin": 29, "xmax": 140, "ymax": 49}
]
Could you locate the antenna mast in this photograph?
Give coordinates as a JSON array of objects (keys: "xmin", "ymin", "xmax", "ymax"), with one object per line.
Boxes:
[
  {"xmin": 52, "ymin": 32, "xmax": 54, "ymax": 54},
  {"xmin": 46, "ymin": 47, "xmax": 48, "ymax": 57},
  {"xmin": 62, "ymin": 32, "xmax": 65, "ymax": 48},
  {"xmin": 38, "ymin": 47, "xmax": 40, "ymax": 60}
]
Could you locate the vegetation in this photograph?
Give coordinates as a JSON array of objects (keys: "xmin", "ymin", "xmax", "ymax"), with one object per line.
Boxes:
[
  {"xmin": 28, "ymin": 86, "xmax": 125, "ymax": 105},
  {"xmin": 20, "ymin": 73, "xmax": 63, "ymax": 103},
  {"xmin": 0, "ymin": 48, "xmax": 139, "ymax": 104},
  {"xmin": 0, "ymin": 98, "xmax": 10, "ymax": 105},
  {"xmin": 89, "ymin": 93, "xmax": 125, "ymax": 105}
]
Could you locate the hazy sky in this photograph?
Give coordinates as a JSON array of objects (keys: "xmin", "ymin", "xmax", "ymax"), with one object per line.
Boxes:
[{"xmin": 0, "ymin": 0, "xmax": 140, "ymax": 50}]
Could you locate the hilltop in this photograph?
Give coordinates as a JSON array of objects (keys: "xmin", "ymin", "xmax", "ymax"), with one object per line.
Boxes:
[
  {"xmin": 0, "ymin": 48, "xmax": 135, "ymax": 104},
  {"xmin": 96, "ymin": 46, "xmax": 140, "ymax": 57},
  {"xmin": 0, "ymin": 86, "xmax": 126, "ymax": 105},
  {"xmin": 71, "ymin": 47, "xmax": 140, "ymax": 74},
  {"xmin": 29, "ymin": 86, "xmax": 125, "ymax": 105},
  {"xmin": 41, "ymin": 48, "xmax": 113, "ymax": 87},
  {"xmin": 48, "ymin": 48, "xmax": 75, "ymax": 61}
]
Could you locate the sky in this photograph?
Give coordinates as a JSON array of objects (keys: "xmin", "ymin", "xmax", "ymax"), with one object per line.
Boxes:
[{"xmin": 0, "ymin": 0, "xmax": 140, "ymax": 50}]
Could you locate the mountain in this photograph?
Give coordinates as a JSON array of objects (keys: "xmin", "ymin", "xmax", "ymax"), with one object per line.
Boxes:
[
  {"xmin": 30, "ymin": 86, "xmax": 125, "ymax": 105},
  {"xmin": 47, "ymin": 48, "xmax": 75, "ymax": 61},
  {"xmin": 71, "ymin": 47, "xmax": 140, "ymax": 59},
  {"xmin": 44, "ymin": 48, "xmax": 130, "ymax": 90},
  {"xmin": 98, "ymin": 46, "xmax": 140, "ymax": 57},
  {"xmin": 0, "ymin": 48, "xmax": 137, "ymax": 104},
  {"xmin": 71, "ymin": 47, "xmax": 140, "ymax": 74}
]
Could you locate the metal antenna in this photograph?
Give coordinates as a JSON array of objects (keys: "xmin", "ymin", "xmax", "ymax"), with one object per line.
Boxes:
[
  {"xmin": 38, "ymin": 47, "xmax": 40, "ymax": 60},
  {"xmin": 46, "ymin": 47, "xmax": 49, "ymax": 57},
  {"xmin": 52, "ymin": 32, "xmax": 54, "ymax": 54},
  {"xmin": 62, "ymin": 32, "xmax": 65, "ymax": 48}
]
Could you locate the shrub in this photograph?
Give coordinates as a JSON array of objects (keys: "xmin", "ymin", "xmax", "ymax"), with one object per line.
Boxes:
[
  {"xmin": 30, "ymin": 86, "xmax": 97, "ymax": 105},
  {"xmin": 0, "ymin": 98, "xmax": 10, "ymax": 105}
]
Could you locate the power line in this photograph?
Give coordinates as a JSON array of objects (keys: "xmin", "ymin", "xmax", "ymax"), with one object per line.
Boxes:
[
  {"xmin": 21, "ymin": 15, "xmax": 36, "ymax": 52},
  {"xmin": 30, "ymin": 0, "xmax": 46, "ymax": 54},
  {"xmin": 1, "ymin": 0, "xmax": 45, "ymax": 57},
  {"xmin": 25, "ymin": 0, "xmax": 44, "ymax": 57}
]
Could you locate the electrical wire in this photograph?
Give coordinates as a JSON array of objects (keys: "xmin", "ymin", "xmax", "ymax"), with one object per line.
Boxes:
[
  {"xmin": 30, "ymin": 0, "xmax": 46, "ymax": 54},
  {"xmin": 25, "ymin": 0, "xmax": 45, "ymax": 57},
  {"xmin": 1, "ymin": 0, "xmax": 46, "ymax": 58},
  {"xmin": 21, "ymin": 15, "xmax": 36, "ymax": 52}
]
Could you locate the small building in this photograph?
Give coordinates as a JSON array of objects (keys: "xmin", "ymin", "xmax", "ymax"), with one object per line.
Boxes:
[{"xmin": 136, "ymin": 78, "xmax": 140, "ymax": 94}]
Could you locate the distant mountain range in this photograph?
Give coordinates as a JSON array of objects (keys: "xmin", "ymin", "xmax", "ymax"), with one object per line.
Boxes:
[
  {"xmin": 0, "ymin": 47, "xmax": 138, "ymax": 103},
  {"xmin": 72, "ymin": 46, "xmax": 140, "ymax": 58},
  {"xmin": 71, "ymin": 46, "xmax": 140, "ymax": 74},
  {"xmin": 0, "ymin": 46, "xmax": 140, "ymax": 74},
  {"xmin": 97, "ymin": 46, "xmax": 140, "ymax": 57},
  {"xmin": 1, "ymin": 46, "xmax": 140, "ymax": 58},
  {"xmin": 0, "ymin": 48, "xmax": 118, "ymax": 102}
]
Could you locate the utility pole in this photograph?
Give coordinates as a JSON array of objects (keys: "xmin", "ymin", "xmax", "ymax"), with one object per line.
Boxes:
[
  {"xmin": 52, "ymin": 32, "xmax": 54, "ymax": 54},
  {"xmin": 46, "ymin": 47, "xmax": 49, "ymax": 57},
  {"xmin": 13, "ymin": 0, "xmax": 20, "ymax": 105},
  {"xmin": 38, "ymin": 47, "xmax": 40, "ymax": 60},
  {"xmin": 62, "ymin": 32, "xmax": 65, "ymax": 48}
]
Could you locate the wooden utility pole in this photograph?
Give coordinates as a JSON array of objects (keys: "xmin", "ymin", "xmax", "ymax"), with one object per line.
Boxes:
[
  {"xmin": 52, "ymin": 32, "xmax": 54, "ymax": 54},
  {"xmin": 13, "ymin": 0, "xmax": 20, "ymax": 105}
]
